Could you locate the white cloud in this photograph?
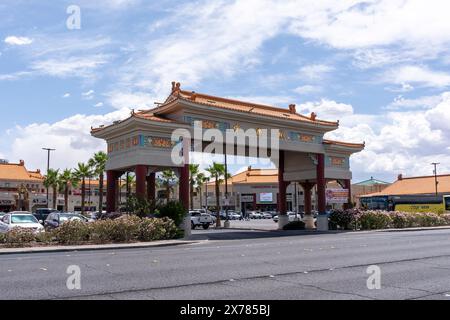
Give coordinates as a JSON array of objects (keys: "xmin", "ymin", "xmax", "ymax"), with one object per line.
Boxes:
[
  {"xmin": 4, "ymin": 108, "xmax": 131, "ymax": 171},
  {"xmin": 382, "ymin": 65, "xmax": 450, "ymax": 88},
  {"xmin": 386, "ymin": 94, "xmax": 443, "ymax": 110},
  {"xmin": 299, "ymin": 64, "xmax": 334, "ymax": 81},
  {"xmin": 31, "ymin": 55, "xmax": 109, "ymax": 79},
  {"xmin": 62, "ymin": 93, "xmax": 71, "ymax": 98},
  {"xmin": 299, "ymin": 99, "xmax": 354, "ymax": 120},
  {"xmin": 94, "ymin": 102, "xmax": 104, "ymax": 107},
  {"xmin": 82, "ymin": 90, "xmax": 95, "ymax": 100},
  {"xmin": 293, "ymin": 85, "xmax": 322, "ymax": 95},
  {"xmin": 4, "ymin": 36, "xmax": 33, "ymax": 46},
  {"xmin": 107, "ymin": 91, "xmax": 155, "ymax": 110}
]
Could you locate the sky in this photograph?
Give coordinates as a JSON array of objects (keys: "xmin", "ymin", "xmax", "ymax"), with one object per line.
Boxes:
[{"xmin": 1, "ymin": 0, "xmax": 450, "ymax": 182}]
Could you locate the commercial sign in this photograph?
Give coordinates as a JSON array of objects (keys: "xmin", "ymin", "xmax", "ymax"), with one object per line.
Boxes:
[
  {"xmin": 259, "ymin": 193, "xmax": 273, "ymax": 203},
  {"xmin": 241, "ymin": 195, "xmax": 254, "ymax": 203},
  {"xmin": 326, "ymin": 188, "xmax": 349, "ymax": 204}
]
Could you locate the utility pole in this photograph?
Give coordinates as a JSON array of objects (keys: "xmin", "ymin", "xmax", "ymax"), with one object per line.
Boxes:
[
  {"xmin": 42, "ymin": 148, "xmax": 55, "ymax": 207},
  {"xmin": 224, "ymin": 153, "xmax": 229, "ymax": 223},
  {"xmin": 432, "ymin": 162, "xmax": 440, "ymax": 197}
]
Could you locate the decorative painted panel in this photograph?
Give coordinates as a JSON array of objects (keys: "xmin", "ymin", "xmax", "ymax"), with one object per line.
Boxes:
[
  {"xmin": 288, "ymin": 132, "xmax": 322, "ymax": 144},
  {"xmin": 326, "ymin": 156, "xmax": 349, "ymax": 168},
  {"xmin": 184, "ymin": 116, "xmax": 230, "ymax": 131}
]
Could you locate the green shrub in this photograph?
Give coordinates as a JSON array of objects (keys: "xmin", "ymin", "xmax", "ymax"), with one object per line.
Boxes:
[
  {"xmin": 139, "ymin": 217, "xmax": 178, "ymax": 241},
  {"xmin": 359, "ymin": 211, "xmax": 392, "ymax": 230},
  {"xmin": 125, "ymin": 196, "xmax": 152, "ymax": 218},
  {"xmin": 35, "ymin": 231, "xmax": 54, "ymax": 245},
  {"xmin": 329, "ymin": 209, "xmax": 361, "ymax": 230},
  {"xmin": 3, "ymin": 228, "xmax": 36, "ymax": 247},
  {"xmin": 283, "ymin": 220, "xmax": 305, "ymax": 230},
  {"xmin": 53, "ymin": 220, "xmax": 90, "ymax": 245},
  {"xmin": 157, "ymin": 201, "xmax": 186, "ymax": 226}
]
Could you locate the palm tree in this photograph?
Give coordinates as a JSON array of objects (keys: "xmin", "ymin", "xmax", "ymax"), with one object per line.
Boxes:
[
  {"xmin": 44, "ymin": 169, "xmax": 59, "ymax": 209},
  {"xmin": 88, "ymin": 151, "xmax": 108, "ymax": 214},
  {"xmin": 206, "ymin": 163, "xmax": 227, "ymax": 227},
  {"xmin": 121, "ymin": 173, "xmax": 136, "ymax": 199},
  {"xmin": 196, "ymin": 173, "xmax": 207, "ymax": 210},
  {"xmin": 159, "ymin": 170, "xmax": 177, "ymax": 203},
  {"xmin": 58, "ymin": 169, "xmax": 79, "ymax": 212},
  {"xmin": 189, "ymin": 164, "xmax": 200, "ymax": 210},
  {"xmin": 74, "ymin": 162, "xmax": 93, "ymax": 215}
]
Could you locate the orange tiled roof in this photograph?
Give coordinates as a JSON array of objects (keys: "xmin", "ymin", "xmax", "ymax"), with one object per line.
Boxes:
[
  {"xmin": 362, "ymin": 174, "xmax": 450, "ymax": 197},
  {"xmin": 91, "ymin": 110, "xmax": 185, "ymax": 133},
  {"xmin": 173, "ymin": 90, "xmax": 338, "ymax": 126},
  {"xmin": 206, "ymin": 168, "xmax": 278, "ymax": 186},
  {"xmin": 0, "ymin": 161, "xmax": 44, "ymax": 182},
  {"xmin": 323, "ymin": 139, "xmax": 365, "ymax": 149}
]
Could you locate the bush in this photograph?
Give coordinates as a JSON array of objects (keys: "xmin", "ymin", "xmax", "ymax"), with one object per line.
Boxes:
[
  {"xmin": 157, "ymin": 201, "xmax": 186, "ymax": 226},
  {"xmin": 3, "ymin": 228, "xmax": 36, "ymax": 247},
  {"xmin": 90, "ymin": 215, "xmax": 141, "ymax": 243},
  {"xmin": 329, "ymin": 209, "xmax": 361, "ymax": 230},
  {"xmin": 53, "ymin": 220, "xmax": 90, "ymax": 245},
  {"xmin": 283, "ymin": 220, "xmax": 305, "ymax": 230},
  {"xmin": 125, "ymin": 196, "xmax": 152, "ymax": 218},
  {"xmin": 359, "ymin": 211, "xmax": 392, "ymax": 230},
  {"xmin": 138, "ymin": 217, "xmax": 178, "ymax": 241}
]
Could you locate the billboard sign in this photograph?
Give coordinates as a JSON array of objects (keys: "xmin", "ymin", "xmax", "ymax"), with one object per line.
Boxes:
[
  {"xmin": 326, "ymin": 188, "xmax": 349, "ymax": 204},
  {"xmin": 259, "ymin": 192, "xmax": 273, "ymax": 203}
]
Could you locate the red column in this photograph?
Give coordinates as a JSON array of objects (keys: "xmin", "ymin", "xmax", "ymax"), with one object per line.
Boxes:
[
  {"xmin": 317, "ymin": 153, "xmax": 326, "ymax": 214},
  {"xmin": 301, "ymin": 182, "xmax": 314, "ymax": 215},
  {"xmin": 106, "ymin": 170, "xmax": 118, "ymax": 213},
  {"xmin": 343, "ymin": 179, "xmax": 352, "ymax": 210},
  {"xmin": 147, "ymin": 172, "xmax": 156, "ymax": 202},
  {"xmin": 253, "ymin": 193, "xmax": 257, "ymax": 211},
  {"xmin": 135, "ymin": 165, "xmax": 148, "ymax": 200},
  {"xmin": 179, "ymin": 164, "xmax": 190, "ymax": 210},
  {"xmin": 278, "ymin": 150, "xmax": 287, "ymax": 215}
]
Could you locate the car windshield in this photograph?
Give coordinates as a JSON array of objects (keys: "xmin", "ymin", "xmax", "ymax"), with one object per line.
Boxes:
[{"xmin": 11, "ymin": 215, "xmax": 38, "ymax": 224}]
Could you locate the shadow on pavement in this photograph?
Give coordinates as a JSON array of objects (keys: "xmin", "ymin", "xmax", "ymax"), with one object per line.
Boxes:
[{"xmin": 189, "ymin": 229, "xmax": 338, "ymax": 241}]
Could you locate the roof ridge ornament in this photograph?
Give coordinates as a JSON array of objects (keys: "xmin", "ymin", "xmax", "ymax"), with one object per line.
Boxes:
[{"xmin": 288, "ymin": 104, "xmax": 296, "ymax": 114}]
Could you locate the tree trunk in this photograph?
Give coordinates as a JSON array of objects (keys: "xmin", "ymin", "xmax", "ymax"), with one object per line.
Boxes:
[
  {"xmin": 199, "ymin": 189, "xmax": 203, "ymax": 210},
  {"xmin": 52, "ymin": 185, "xmax": 57, "ymax": 209},
  {"xmin": 81, "ymin": 178, "xmax": 86, "ymax": 215},
  {"xmin": 190, "ymin": 182, "xmax": 194, "ymax": 210},
  {"xmin": 64, "ymin": 185, "xmax": 69, "ymax": 212},
  {"xmin": 98, "ymin": 173, "xmax": 104, "ymax": 214},
  {"xmin": 215, "ymin": 178, "xmax": 220, "ymax": 227}
]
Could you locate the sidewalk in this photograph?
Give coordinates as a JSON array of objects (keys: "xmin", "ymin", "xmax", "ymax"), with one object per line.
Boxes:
[{"xmin": 0, "ymin": 239, "xmax": 199, "ymax": 255}]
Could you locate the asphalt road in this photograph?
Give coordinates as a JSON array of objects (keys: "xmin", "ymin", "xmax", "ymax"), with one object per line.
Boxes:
[{"xmin": 2, "ymin": 228, "xmax": 450, "ymax": 300}]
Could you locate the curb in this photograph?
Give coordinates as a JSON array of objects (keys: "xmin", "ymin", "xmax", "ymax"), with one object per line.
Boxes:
[{"xmin": 0, "ymin": 240, "xmax": 199, "ymax": 255}]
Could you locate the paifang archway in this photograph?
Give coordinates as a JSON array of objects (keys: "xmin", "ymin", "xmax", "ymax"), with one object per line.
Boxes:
[{"xmin": 91, "ymin": 82, "xmax": 364, "ymax": 231}]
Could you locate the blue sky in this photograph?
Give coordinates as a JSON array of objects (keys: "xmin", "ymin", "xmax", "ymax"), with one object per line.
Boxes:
[{"xmin": 1, "ymin": 0, "xmax": 450, "ymax": 182}]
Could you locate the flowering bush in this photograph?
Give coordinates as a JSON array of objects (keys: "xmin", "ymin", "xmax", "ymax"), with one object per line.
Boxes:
[
  {"xmin": 53, "ymin": 220, "xmax": 90, "ymax": 245},
  {"xmin": 2, "ymin": 228, "xmax": 36, "ymax": 247},
  {"xmin": 138, "ymin": 217, "xmax": 178, "ymax": 241},
  {"xmin": 329, "ymin": 209, "xmax": 361, "ymax": 230},
  {"xmin": 359, "ymin": 211, "xmax": 392, "ymax": 230},
  {"xmin": 329, "ymin": 210, "xmax": 450, "ymax": 230}
]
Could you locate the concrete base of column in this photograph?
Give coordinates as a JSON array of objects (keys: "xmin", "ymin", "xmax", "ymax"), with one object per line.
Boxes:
[
  {"xmin": 303, "ymin": 214, "xmax": 316, "ymax": 230},
  {"xmin": 224, "ymin": 220, "xmax": 231, "ymax": 228},
  {"xmin": 317, "ymin": 215, "xmax": 329, "ymax": 231},
  {"xmin": 278, "ymin": 215, "xmax": 289, "ymax": 230},
  {"xmin": 181, "ymin": 214, "xmax": 192, "ymax": 239}
]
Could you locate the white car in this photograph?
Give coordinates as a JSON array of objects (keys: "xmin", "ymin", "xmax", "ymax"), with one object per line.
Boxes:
[
  {"xmin": 273, "ymin": 212, "xmax": 302, "ymax": 223},
  {"xmin": 0, "ymin": 212, "xmax": 45, "ymax": 234},
  {"xmin": 190, "ymin": 211, "xmax": 214, "ymax": 230}
]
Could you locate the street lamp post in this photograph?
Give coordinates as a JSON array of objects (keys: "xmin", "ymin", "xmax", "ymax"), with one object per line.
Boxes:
[
  {"xmin": 42, "ymin": 148, "xmax": 55, "ymax": 207},
  {"xmin": 432, "ymin": 162, "xmax": 440, "ymax": 197}
]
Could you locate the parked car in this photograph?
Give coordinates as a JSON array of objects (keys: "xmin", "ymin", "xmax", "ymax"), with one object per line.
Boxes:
[
  {"xmin": 44, "ymin": 212, "xmax": 89, "ymax": 230},
  {"xmin": 249, "ymin": 211, "xmax": 263, "ymax": 219},
  {"xmin": 33, "ymin": 208, "xmax": 58, "ymax": 224},
  {"xmin": 262, "ymin": 212, "xmax": 273, "ymax": 219},
  {"xmin": 190, "ymin": 211, "xmax": 214, "ymax": 229},
  {"xmin": 273, "ymin": 212, "xmax": 302, "ymax": 223},
  {"xmin": 0, "ymin": 212, "xmax": 45, "ymax": 234},
  {"xmin": 228, "ymin": 211, "xmax": 242, "ymax": 220}
]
